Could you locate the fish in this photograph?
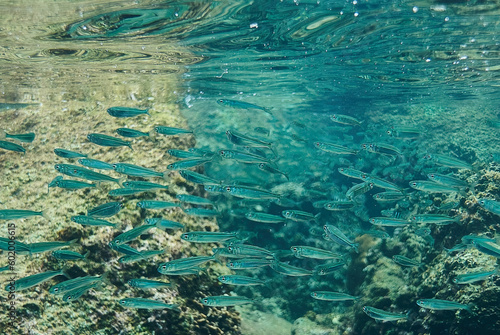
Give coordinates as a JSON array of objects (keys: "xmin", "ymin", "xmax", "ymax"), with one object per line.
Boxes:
[
  {"xmin": 145, "ymin": 218, "xmax": 184, "ymax": 230},
  {"xmin": 176, "ymin": 194, "xmax": 214, "ymax": 206},
  {"xmin": 258, "ymin": 163, "xmax": 289, "ymax": 180},
  {"xmin": 167, "ymin": 149, "xmax": 205, "ymax": 159},
  {"xmin": 282, "ymin": 210, "xmax": 318, "ymax": 222},
  {"xmin": 409, "ymin": 180, "xmax": 461, "ymax": 193},
  {"xmin": 63, "ymin": 281, "xmax": 100, "ymax": 302},
  {"xmin": 477, "ymin": 198, "xmax": 500, "ymax": 216},
  {"xmin": 386, "ymin": 127, "xmax": 422, "ymax": 139},
  {"xmin": 226, "ymin": 130, "xmax": 274, "ymax": 150},
  {"xmin": 0, "ymin": 209, "xmax": 47, "ymax": 220},
  {"xmin": 157, "ymin": 256, "xmax": 216, "ymax": 273},
  {"xmin": 0, "ymin": 140, "xmax": 25, "ymax": 153},
  {"xmin": 28, "ymin": 239, "xmax": 77, "ymax": 254},
  {"xmin": 71, "ymin": 215, "xmax": 117, "ymax": 227},
  {"xmin": 323, "ymin": 200, "xmax": 354, "ymax": 211},
  {"xmin": 54, "ymin": 164, "xmax": 122, "ymax": 184},
  {"xmin": 48, "ymin": 176, "xmax": 96, "ymax": 190},
  {"xmin": 427, "ymin": 173, "xmax": 468, "ymax": 188},
  {"xmin": 313, "ymin": 261, "xmax": 346, "ymax": 275},
  {"xmin": 137, "ymin": 200, "xmax": 180, "ymax": 210},
  {"xmin": 362, "ymin": 175, "xmax": 403, "ymax": 192},
  {"xmin": 453, "ymin": 268, "xmax": 499, "ymax": 284},
  {"xmin": 53, "ymin": 148, "xmax": 87, "ymax": 159},
  {"xmin": 219, "ymin": 149, "xmax": 272, "ymax": 164},
  {"xmin": 362, "ymin": 306, "xmax": 408, "ymax": 322},
  {"xmin": 167, "ymin": 158, "xmax": 212, "ymax": 170},
  {"xmin": 392, "ymin": 255, "xmax": 422, "ymax": 267},
  {"xmin": 5, "ymin": 270, "xmax": 68, "ymax": 291},
  {"xmin": 245, "ymin": 212, "xmax": 286, "ymax": 224},
  {"xmin": 314, "ymin": 142, "xmax": 358, "ymax": 155},
  {"xmin": 291, "ymin": 246, "xmax": 343, "ymax": 260},
  {"xmin": 270, "ymin": 260, "xmax": 313, "ymax": 276},
  {"xmin": 222, "ymin": 244, "xmax": 274, "ymax": 259},
  {"xmin": 0, "ymin": 237, "xmax": 31, "ymax": 255},
  {"xmin": 346, "ymin": 182, "xmax": 374, "ymax": 200},
  {"xmin": 108, "ymin": 241, "xmax": 142, "ymax": 256},
  {"xmin": 107, "ymin": 107, "xmax": 149, "ymax": 118},
  {"xmin": 49, "ymin": 275, "xmax": 103, "ymax": 295},
  {"xmin": 0, "ymin": 131, "xmax": 35, "ymax": 143},
  {"xmin": 310, "ymin": 291, "xmax": 360, "ymax": 301},
  {"xmin": 217, "ymin": 275, "xmax": 266, "ymax": 286},
  {"xmin": 154, "ymin": 126, "xmax": 193, "ymax": 135},
  {"xmin": 128, "ymin": 278, "xmax": 173, "ymax": 290},
  {"xmin": 217, "ymin": 99, "xmax": 273, "ymax": 115},
  {"xmin": 52, "ymin": 250, "xmax": 89, "ymax": 261},
  {"xmin": 337, "ymin": 167, "xmax": 369, "ymax": 180},
  {"xmin": 0, "ymin": 102, "xmax": 38, "ymax": 111},
  {"xmin": 226, "ymin": 258, "xmax": 273, "ymax": 269},
  {"xmin": 179, "ymin": 169, "xmax": 221, "ymax": 185},
  {"xmin": 225, "ymin": 185, "xmax": 281, "ymax": 201},
  {"xmin": 112, "ymin": 224, "xmax": 155, "ymax": 245},
  {"xmin": 200, "ymin": 295, "xmax": 254, "ymax": 307},
  {"xmin": 78, "ymin": 158, "xmax": 114, "ymax": 170},
  {"xmin": 369, "ymin": 217, "xmax": 410, "ymax": 227},
  {"xmin": 113, "ymin": 163, "xmax": 167, "ymax": 179},
  {"xmin": 119, "ymin": 298, "xmax": 180, "ymax": 311},
  {"xmin": 87, "ymin": 133, "xmax": 132, "ymax": 149},
  {"xmin": 472, "ymin": 240, "xmax": 500, "ymax": 258},
  {"xmin": 329, "ymin": 114, "xmax": 361, "ymax": 126},
  {"xmin": 87, "ymin": 201, "xmax": 123, "ymax": 217},
  {"xmin": 423, "ymin": 154, "xmax": 473, "ymax": 170},
  {"xmin": 121, "ymin": 181, "xmax": 168, "ymax": 191},
  {"xmin": 362, "ymin": 143, "xmax": 402, "ymax": 156},
  {"xmin": 181, "ymin": 231, "xmax": 238, "ymax": 243},
  {"xmin": 373, "ymin": 191, "xmax": 405, "ymax": 202},
  {"xmin": 115, "ymin": 128, "xmax": 150, "ymax": 138},
  {"xmin": 416, "ymin": 298, "xmax": 475, "ymax": 314},
  {"xmin": 410, "ymin": 214, "xmax": 460, "ymax": 225},
  {"xmin": 323, "ymin": 225, "xmax": 359, "ymax": 252},
  {"xmin": 0, "ymin": 265, "xmax": 11, "ymax": 273}
]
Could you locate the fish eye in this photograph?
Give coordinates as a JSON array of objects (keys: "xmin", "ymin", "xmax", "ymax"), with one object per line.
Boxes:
[
  {"xmin": 452, "ymin": 278, "xmax": 458, "ymax": 283},
  {"xmin": 53, "ymin": 287, "xmax": 59, "ymax": 292},
  {"xmin": 386, "ymin": 130, "xmax": 391, "ymax": 134},
  {"xmin": 67, "ymin": 295, "xmax": 72, "ymax": 301},
  {"xmin": 313, "ymin": 292, "xmax": 317, "ymax": 297},
  {"xmin": 203, "ymin": 298, "xmax": 209, "ymax": 304},
  {"xmin": 412, "ymin": 216, "xmax": 417, "ymax": 220},
  {"xmin": 218, "ymin": 99, "xmax": 223, "ymax": 103},
  {"xmin": 229, "ymin": 262, "xmax": 234, "ymax": 267},
  {"xmin": 292, "ymin": 247, "xmax": 297, "ymax": 251},
  {"xmin": 226, "ymin": 187, "xmax": 232, "ymax": 192},
  {"xmin": 182, "ymin": 234, "xmax": 189, "ymax": 239},
  {"xmin": 221, "ymin": 276, "xmax": 226, "ymax": 281},
  {"xmin": 228, "ymin": 246, "xmax": 233, "ymax": 251},
  {"xmin": 112, "ymin": 164, "xmax": 117, "ymax": 169},
  {"xmin": 412, "ymin": 182, "xmax": 417, "ymax": 187},
  {"xmin": 119, "ymin": 300, "xmax": 125, "ymax": 305},
  {"xmin": 161, "ymin": 265, "xmax": 166, "ymax": 270},
  {"xmin": 259, "ymin": 163, "xmax": 264, "ymax": 168}
]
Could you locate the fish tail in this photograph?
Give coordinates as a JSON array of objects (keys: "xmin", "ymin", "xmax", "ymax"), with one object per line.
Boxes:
[
  {"xmin": 117, "ymin": 177, "xmax": 127, "ymax": 186},
  {"xmin": 170, "ymin": 304, "xmax": 181, "ymax": 313},
  {"xmin": 83, "ymin": 251, "xmax": 90, "ymax": 260},
  {"xmin": 263, "ymin": 107, "xmax": 274, "ymax": 116},
  {"xmin": 41, "ymin": 210, "xmax": 50, "ymax": 220},
  {"xmin": 352, "ymin": 243, "xmax": 360, "ymax": 253},
  {"xmin": 144, "ymin": 108, "xmax": 151, "ymax": 116},
  {"xmin": 0, "ymin": 129, "xmax": 5, "ymax": 140},
  {"xmin": 466, "ymin": 303, "xmax": 477, "ymax": 315},
  {"xmin": 162, "ymin": 171, "xmax": 170, "ymax": 181}
]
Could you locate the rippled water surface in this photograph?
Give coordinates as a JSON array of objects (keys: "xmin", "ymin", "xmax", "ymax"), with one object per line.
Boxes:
[{"xmin": 1, "ymin": 0, "xmax": 500, "ymax": 334}]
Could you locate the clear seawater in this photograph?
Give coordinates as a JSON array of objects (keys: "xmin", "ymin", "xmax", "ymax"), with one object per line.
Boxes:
[{"xmin": 1, "ymin": 0, "xmax": 499, "ymax": 334}]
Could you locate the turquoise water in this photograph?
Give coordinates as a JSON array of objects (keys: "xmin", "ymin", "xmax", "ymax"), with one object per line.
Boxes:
[{"xmin": 1, "ymin": 0, "xmax": 500, "ymax": 334}]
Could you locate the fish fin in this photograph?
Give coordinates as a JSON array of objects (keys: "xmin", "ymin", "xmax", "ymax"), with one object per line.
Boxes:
[
  {"xmin": 41, "ymin": 210, "xmax": 50, "ymax": 221},
  {"xmin": 117, "ymin": 177, "xmax": 126, "ymax": 186}
]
